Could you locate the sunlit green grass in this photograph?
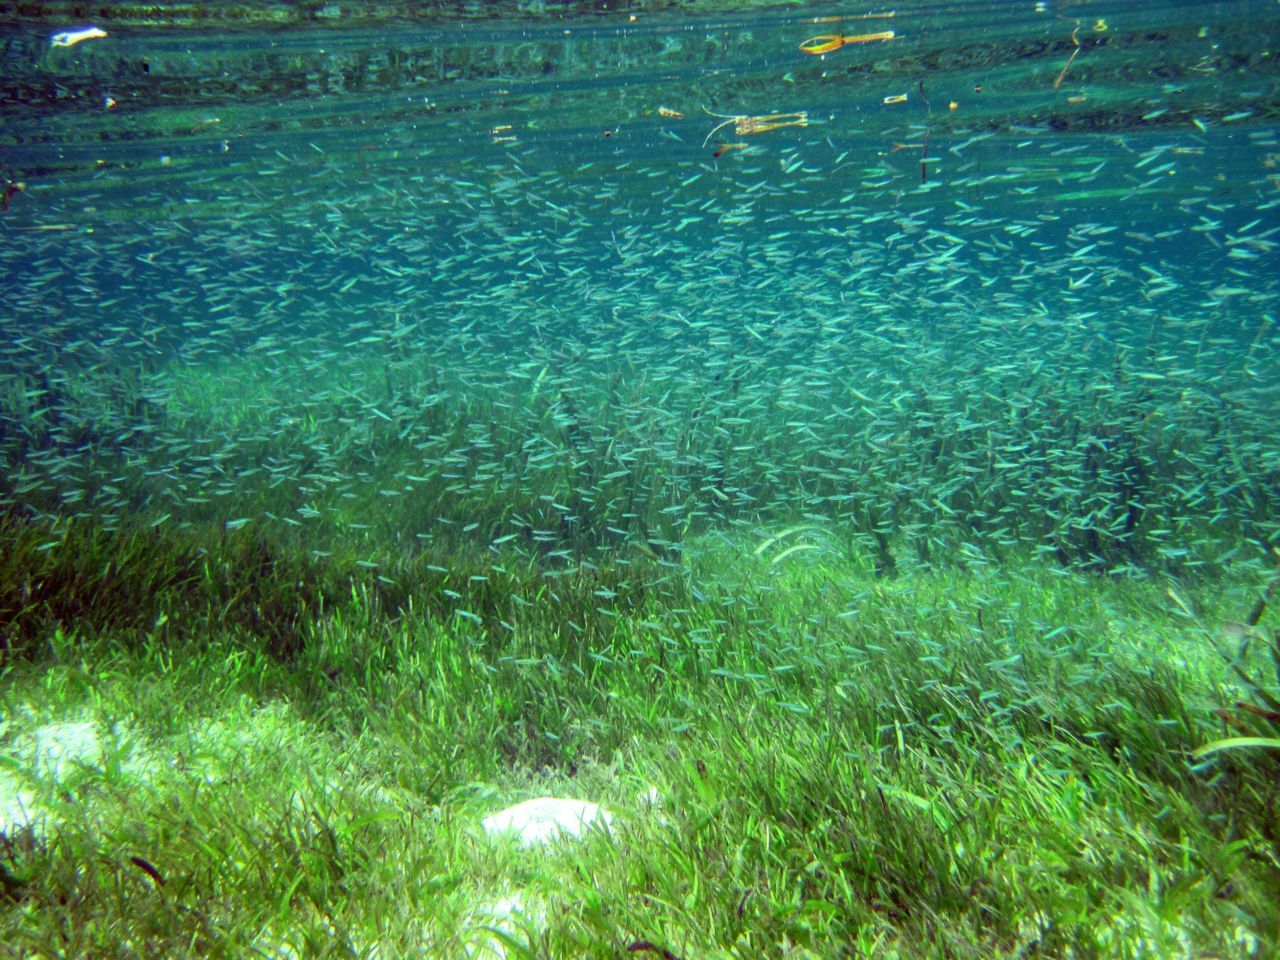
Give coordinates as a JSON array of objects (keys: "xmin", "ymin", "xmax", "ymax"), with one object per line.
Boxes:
[{"xmin": 1, "ymin": 519, "xmax": 1276, "ymax": 958}]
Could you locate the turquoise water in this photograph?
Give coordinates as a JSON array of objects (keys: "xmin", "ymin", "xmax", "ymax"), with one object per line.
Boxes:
[{"xmin": 1, "ymin": 0, "xmax": 1278, "ymax": 576}]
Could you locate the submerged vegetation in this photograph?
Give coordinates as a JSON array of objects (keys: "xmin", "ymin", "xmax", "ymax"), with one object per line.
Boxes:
[
  {"xmin": 1, "ymin": 346, "xmax": 1278, "ymax": 956},
  {"xmin": 3, "ymin": 0, "xmax": 1280, "ymax": 955}
]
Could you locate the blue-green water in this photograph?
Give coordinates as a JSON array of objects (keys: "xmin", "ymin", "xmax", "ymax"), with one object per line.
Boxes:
[{"xmin": 1, "ymin": 0, "xmax": 1278, "ymax": 576}]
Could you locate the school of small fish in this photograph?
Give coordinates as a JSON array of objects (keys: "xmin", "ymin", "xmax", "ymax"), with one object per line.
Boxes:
[{"xmin": 0, "ymin": 2, "xmax": 1277, "ymax": 583}]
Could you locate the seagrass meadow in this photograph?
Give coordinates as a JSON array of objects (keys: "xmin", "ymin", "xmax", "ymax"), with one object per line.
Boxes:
[{"xmin": 1, "ymin": 0, "xmax": 1279, "ymax": 957}]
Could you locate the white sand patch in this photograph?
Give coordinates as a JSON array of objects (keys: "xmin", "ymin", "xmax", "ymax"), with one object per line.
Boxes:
[
  {"xmin": 464, "ymin": 890, "xmax": 546, "ymax": 959},
  {"xmin": 23, "ymin": 721, "xmax": 102, "ymax": 779},
  {"xmin": 0, "ymin": 773, "xmax": 38, "ymax": 837},
  {"xmin": 1, "ymin": 720, "xmax": 104, "ymax": 836},
  {"xmin": 481, "ymin": 796, "xmax": 613, "ymax": 846}
]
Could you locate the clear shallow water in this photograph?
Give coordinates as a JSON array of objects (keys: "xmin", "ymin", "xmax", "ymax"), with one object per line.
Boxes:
[
  {"xmin": 1, "ymin": 0, "xmax": 1278, "ymax": 576},
  {"xmin": 3, "ymin": 1, "xmax": 1276, "ymax": 205}
]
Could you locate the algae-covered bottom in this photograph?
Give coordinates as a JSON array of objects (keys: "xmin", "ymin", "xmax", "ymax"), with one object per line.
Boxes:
[{"xmin": 1, "ymin": 521, "xmax": 1277, "ymax": 957}]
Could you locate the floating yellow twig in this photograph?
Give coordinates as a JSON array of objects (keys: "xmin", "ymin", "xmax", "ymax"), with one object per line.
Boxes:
[
  {"xmin": 1053, "ymin": 28, "xmax": 1081, "ymax": 90},
  {"xmin": 799, "ymin": 31, "xmax": 896, "ymax": 55},
  {"xmin": 701, "ymin": 108, "xmax": 809, "ymax": 148}
]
